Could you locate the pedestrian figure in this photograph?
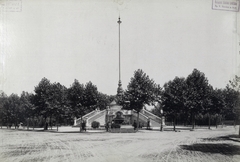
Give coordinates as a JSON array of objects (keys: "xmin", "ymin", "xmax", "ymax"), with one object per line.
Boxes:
[
  {"xmin": 109, "ymin": 121, "xmax": 112, "ymax": 132},
  {"xmin": 105, "ymin": 122, "xmax": 109, "ymax": 132},
  {"xmin": 83, "ymin": 121, "xmax": 85, "ymax": 131},
  {"xmin": 81, "ymin": 120, "xmax": 86, "ymax": 132},
  {"xmin": 81, "ymin": 120, "xmax": 83, "ymax": 132},
  {"xmin": 133, "ymin": 120, "xmax": 137, "ymax": 130},
  {"xmin": 147, "ymin": 118, "xmax": 150, "ymax": 130},
  {"xmin": 45, "ymin": 122, "xmax": 48, "ymax": 130}
]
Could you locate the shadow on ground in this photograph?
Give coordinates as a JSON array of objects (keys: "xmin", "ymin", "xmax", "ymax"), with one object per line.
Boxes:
[
  {"xmin": 180, "ymin": 143, "xmax": 240, "ymax": 155},
  {"xmin": 201, "ymin": 134, "xmax": 240, "ymax": 143},
  {"xmin": 180, "ymin": 134, "xmax": 240, "ymax": 155}
]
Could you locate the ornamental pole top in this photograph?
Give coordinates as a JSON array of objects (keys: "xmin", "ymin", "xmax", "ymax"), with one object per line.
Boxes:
[{"xmin": 117, "ymin": 17, "xmax": 122, "ymax": 24}]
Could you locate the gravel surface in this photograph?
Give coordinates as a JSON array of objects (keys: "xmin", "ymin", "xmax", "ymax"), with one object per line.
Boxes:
[{"xmin": 0, "ymin": 126, "xmax": 239, "ymax": 162}]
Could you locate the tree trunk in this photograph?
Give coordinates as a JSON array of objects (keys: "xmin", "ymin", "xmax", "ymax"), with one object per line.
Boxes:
[
  {"xmin": 50, "ymin": 116, "xmax": 52, "ymax": 130},
  {"xmin": 234, "ymin": 118, "xmax": 236, "ymax": 128},
  {"xmin": 192, "ymin": 112, "xmax": 195, "ymax": 129},
  {"xmin": 173, "ymin": 115, "xmax": 176, "ymax": 131},
  {"xmin": 137, "ymin": 112, "xmax": 139, "ymax": 131},
  {"xmin": 14, "ymin": 121, "xmax": 16, "ymax": 129},
  {"xmin": 33, "ymin": 118, "xmax": 35, "ymax": 130},
  {"xmin": 27, "ymin": 118, "xmax": 29, "ymax": 130},
  {"xmin": 160, "ymin": 115, "xmax": 163, "ymax": 131},
  {"xmin": 57, "ymin": 116, "xmax": 59, "ymax": 132},
  {"xmin": 6, "ymin": 118, "xmax": 8, "ymax": 129},
  {"xmin": 221, "ymin": 115, "xmax": 224, "ymax": 128},
  {"xmin": 44, "ymin": 117, "xmax": 47, "ymax": 130},
  {"xmin": 208, "ymin": 113, "xmax": 211, "ymax": 129},
  {"xmin": 216, "ymin": 115, "xmax": 218, "ymax": 128}
]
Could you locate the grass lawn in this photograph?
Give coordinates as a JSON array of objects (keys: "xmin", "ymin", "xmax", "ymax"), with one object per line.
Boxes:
[{"xmin": 0, "ymin": 126, "xmax": 239, "ymax": 162}]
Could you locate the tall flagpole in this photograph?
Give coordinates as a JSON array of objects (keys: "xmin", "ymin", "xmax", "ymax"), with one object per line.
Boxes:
[
  {"xmin": 117, "ymin": 17, "xmax": 123, "ymax": 96},
  {"xmin": 118, "ymin": 17, "xmax": 121, "ymax": 82}
]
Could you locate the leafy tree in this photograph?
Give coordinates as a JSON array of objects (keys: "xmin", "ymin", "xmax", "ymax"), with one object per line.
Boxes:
[
  {"xmin": 20, "ymin": 91, "xmax": 35, "ymax": 129},
  {"xmin": 83, "ymin": 81, "xmax": 99, "ymax": 113},
  {"xmin": 151, "ymin": 103, "xmax": 163, "ymax": 117},
  {"xmin": 3, "ymin": 94, "xmax": 21, "ymax": 129},
  {"xmin": 67, "ymin": 79, "xmax": 86, "ymax": 131},
  {"xmin": 121, "ymin": 69, "xmax": 158, "ymax": 131},
  {"xmin": 49, "ymin": 82, "xmax": 68, "ymax": 131},
  {"xmin": 162, "ymin": 77, "xmax": 186, "ymax": 131},
  {"xmin": 0, "ymin": 91, "xmax": 7, "ymax": 128},
  {"xmin": 96, "ymin": 92, "xmax": 111, "ymax": 110},
  {"xmin": 202, "ymin": 87, "xmax": 225, "ymax": 129},
  {"xmin": 229, "ymin": 75, "xmax": 240, "ymax": 91},
  {"xmin": 150, "ymin": 84, "xmax": 163, "ymax": 121},
  {"xmin": 226, "ymin": 76, "xmax": 240, "ymax": 136},
  {"xmin": 34, "ymin": 77, "xmax": 52, "ymax": 129},
  {"xmin": 224, "ymin": 86, "xmax": 240, "ymax": 124},
  {"xmin": 67, "ymin": 79, "xmax": 85, "ymax": 119},
  {"xmin": 185, "ymin": 69, "xmax": 211, "ymax": 129}
]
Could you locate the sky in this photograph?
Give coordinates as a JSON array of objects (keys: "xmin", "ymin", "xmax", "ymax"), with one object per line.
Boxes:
[{"xmin": 0, "ymin": 0, "xmax": 239, "ymax": 96}]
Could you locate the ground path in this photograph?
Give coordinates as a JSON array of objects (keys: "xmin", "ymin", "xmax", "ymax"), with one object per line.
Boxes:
[{"xmin": 0, "ymin": 126, "xmax": 239, "ymax": 162}]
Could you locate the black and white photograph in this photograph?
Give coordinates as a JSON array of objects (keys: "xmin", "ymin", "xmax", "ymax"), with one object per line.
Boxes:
[{"xmin": 0, "ymin": 0, "xmax": 240, "ymax": 161}]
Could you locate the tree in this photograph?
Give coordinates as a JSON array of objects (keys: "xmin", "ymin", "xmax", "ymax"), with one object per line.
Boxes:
[
  {"xmin": 150, "ymin": 85, "xmax": 164, "ymax": 131},
  {"xmin": 20, "ymin": 91, "xmax": 35, "ymax": 130},
  {"xmin": 3, "ymin": 94, "xmax": 21, "ymax": 129},
  {"xmin": 0, "ymin": 91, "xmax": 7, "ymax": 128},
  {"xmin": 229, "ymin": 75, "xmax": 240, "ymax": 91},
  {"xmin": 83, "ymin": 81, "xmax": 99, "ymax": 113},
  {"xmin": 224, "ymin": 87, "xmax": 240, "ymax": 124},
  {"xmin": 67, "ymin": 79, "xmax": 85, "ymax": 131},
  {"xmin": 96, "ymin": 92, "xmax": 111, "ymax": 110},
  {"xmin": 34, "ymin": 77, "xmax": 52, "ymax": 130},
  {"xmin": 185, "ymin": 69, "xmax": 211, "ymax": 129},
  {"xmin": 162, "ymin": 77, "xmax": 186, "ymax": 131},
  {"xmin": 122, "ymin": 69, "xmax": 158, "ymax": 131},
  {"xmin": 226, "ymin": 75, "xmax": 240, "ymax": 136},
  {"xmin": 202, "ymin": 87, "xmax": 225, "ymax": 129},
  {"xmin": 49, "ymin": 82, "xmax": 68, "ymax": 131}
]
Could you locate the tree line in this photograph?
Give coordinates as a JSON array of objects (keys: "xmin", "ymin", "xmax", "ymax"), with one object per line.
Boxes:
[
  {"xmin": 0, "ymin": 69, "xmax": 239, "ymax": 132},
  {"xmin": 0, "ymin": 78, "xmax": 113, "ymax": 129},
  {"xmin": 118, "ymin": 69, "xmax": 240, "ymax": 131},
  {"xmin": 154, "ymin": 69, "xmax": 240, "ymax": 131}
]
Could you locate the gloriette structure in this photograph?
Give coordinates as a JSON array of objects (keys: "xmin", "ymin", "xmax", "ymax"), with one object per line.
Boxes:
[
  {"xmin": 74, "ymin": 17, "xmax": 164, "ymax": 130},
  {"xmin": 74, "ymin": 100, "xmax": 164, "ymax": 129}
]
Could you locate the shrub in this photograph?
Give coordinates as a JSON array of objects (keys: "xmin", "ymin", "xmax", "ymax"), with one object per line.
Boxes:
[
  {"xmin": 91, "ymin": 121, "xmax": 100, "ymax": 129},
  {"xmin": 111, "ymin": 123, "xmax": 121, "ymax": 129}
]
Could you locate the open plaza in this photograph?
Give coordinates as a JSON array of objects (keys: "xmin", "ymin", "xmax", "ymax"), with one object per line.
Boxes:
[
  {"xmin": 0, "ymin": 126, "xmax": 239, "ymax": 162},
  {"xmin": 1, "ymin": 1, "xmax": 239, "ymax": 162}
]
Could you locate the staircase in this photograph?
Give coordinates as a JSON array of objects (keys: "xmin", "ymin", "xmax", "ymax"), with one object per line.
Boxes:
[
  {"xmin": 141, "ymin": 109, "xmax": 161, "ymax": 123},
  {"xmin": 75, "ymin": 110, "xmax": 98, "ymax": 126},
  {"xmin": 132, "ymin": 110, "xmax": 163, "ymax": 127},
  {"xmin": 149, "ymin": 119, "xmax": 161, "ymax": 127},
  {"xmin": 74, "ymin": 107, "xmax": 164, "ymax": 129},
  {"xmin": 87, "ymin": 110, "xmax": 106, "ymax": 126},
  {"xmin": 76, "ymin": 109, "xmax": 106, "ymax": 127}
]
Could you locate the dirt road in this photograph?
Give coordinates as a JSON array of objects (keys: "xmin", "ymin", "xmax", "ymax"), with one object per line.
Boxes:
[{"xmin": 0, "ymin": 126, "xmax": 239, "ymax": 162}]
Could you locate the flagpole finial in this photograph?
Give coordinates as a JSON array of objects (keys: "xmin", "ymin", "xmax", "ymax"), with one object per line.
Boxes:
[{"xmin": 117, "ymin": 17, "xmax": 122, "ymax": 24}]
